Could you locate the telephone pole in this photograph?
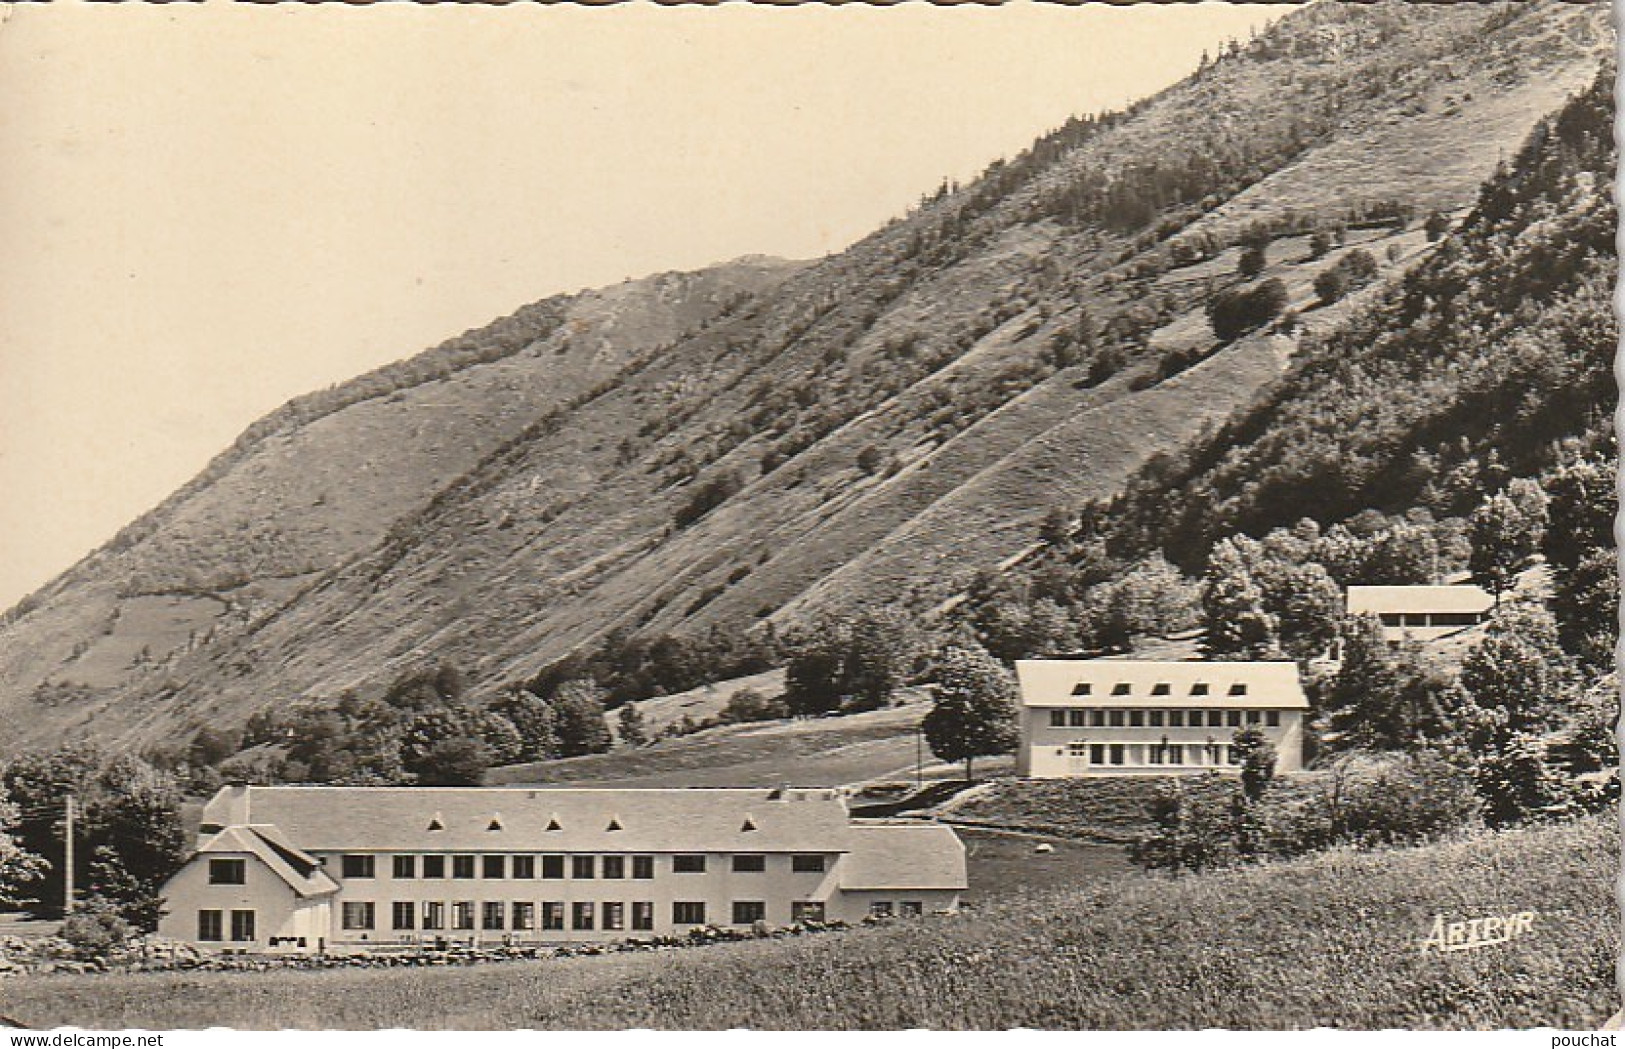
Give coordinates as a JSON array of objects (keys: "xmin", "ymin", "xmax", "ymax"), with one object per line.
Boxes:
[{"xmin": 63, "ymin": 795, "xmax": 75, "ymax": 918}]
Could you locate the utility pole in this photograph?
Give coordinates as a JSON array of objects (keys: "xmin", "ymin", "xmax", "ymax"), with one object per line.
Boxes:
[{"xmin": 63, "ymin": 795, "xmax": 75, "ymax": 918}]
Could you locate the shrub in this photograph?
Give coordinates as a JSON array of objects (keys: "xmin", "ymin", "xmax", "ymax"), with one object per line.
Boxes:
[{"xmin": 61, "ymin": 898, "xmax": 133, "ymax": 961}]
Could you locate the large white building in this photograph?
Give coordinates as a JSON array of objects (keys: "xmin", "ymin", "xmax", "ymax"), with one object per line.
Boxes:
[
  {"xmin": 158, "ymin": 785, "xmax": 966, "ymax": 953},
  {"xmin": 1014, "ymin": 659, "xmax": 1308, "ymax": 778},
  {"xmin": 1345, "ymin": 584, "xmax": 1495, "ymax": 643}
]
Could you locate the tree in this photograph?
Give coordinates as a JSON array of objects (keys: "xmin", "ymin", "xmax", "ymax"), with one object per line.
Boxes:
[
  {"xmin": 551, "ymin": 680, "xmax": 614, "ymax": 757},
  {"xmin": 1468, "ymin": 486, "xmax": 1547, "ymax": 601},
  {"xmin": 1237, "ymin": 242, "xmax": 1267, "ymax": 278},
  {"xmin": 920, "ymin": 645, "xmax": 1019, "ymax": 782},
  {"xmin": 1323, "ymin": 617, "xmax": 1458, "ymax": 750},
  {"xmin": 1474, "ymin": 734, "xmax": 1580, "ymax": 828},
  {"xmin": 1307, "ymin": 230, "xmax": 1332, "ymax": 259},
  {"xmin": 855, "ymin": 445, "xmax": 884, "ymax": 475},
  {"xmin": 1231, "ymin": 726, "xmax": 1276, "ymax": 801},
  {"xmin": 1096, "ymin": 555, "xmax": 1201, "ymax": 650},
  {"xmin": 1207, "ymin": 279, "xmax": 1288, "ymax": 341},
  {"xmin": 1424, "ymin": 210, "xmax": 1451, "ymax": 242},
  {"xmin": 411, "ymin": 737, "xmax": 491, "ymax": 787},
  {"xmin": 1313, "ymin": 267, "xmax": 1349, "ymax": 304},
  {"xmin": 1200, "ymin": 540, "xmax": 1279, "ymax": 658},
  {"xmin": 489, "ymin": 690, "xmax": 560, "ymax": 763},
  {"xmin": 1542, "ymin": 454, "xmax": 1616, "ymax": 666},
  {"xmin": 721, "ymin": 688, "xmax": 789, "ymax": 724},
  {"xmin": 783, "ymin": 608, "xmax": 923, "ymax": 715},
  {"xmin": 1459, "ymin": 603, "xmax": 1574, "ymax": 741},
  {"xmin": 616, "ymin": 703, "xmax": 649, "ymax": 748},
  {"xmin": 0, "ymin": 796, "xmax": 43, "ymax": 909}
]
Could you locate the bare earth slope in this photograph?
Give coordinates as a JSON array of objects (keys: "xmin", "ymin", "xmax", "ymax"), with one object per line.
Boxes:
[{"xmin": 0, "ymin": 1, "xmax": 1610, "ymax": 749}]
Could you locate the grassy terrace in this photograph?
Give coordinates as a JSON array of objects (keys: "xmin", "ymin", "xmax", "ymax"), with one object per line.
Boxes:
[{"xmin": 6, "ymin": 816, "xmax": 1613, "ymax": 1030}]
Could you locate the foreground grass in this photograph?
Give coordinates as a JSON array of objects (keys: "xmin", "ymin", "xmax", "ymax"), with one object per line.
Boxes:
[{"xmin": 6, "ymin": 816, "xmax": 1613, "ymax": 1030}]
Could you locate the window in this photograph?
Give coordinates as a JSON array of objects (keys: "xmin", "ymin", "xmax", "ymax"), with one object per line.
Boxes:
[
  {"xmin": 1111, "ymin": 683, "xmax": 1131, "ymax": 696},
  {"xmin": 732, "ymin": 901, "xmax": 766, "ymax": 925},
  {"xmin": 422, "ymin": 902, "xmax": 444, "ymax": 930},
  {"xmin": 572, "ymin": 902, "xmax": 595, "ymax": 930},
  {"xmin": 572, "ymin": 855, "xmax": 596, "ymax": 879},
  {"xmin": 483, "ymin": 855, "xmax": 506, "ymax": 879},
  {"xmin": 673, "ymin": 854, "xmax": 706, "ymax": 874},
  {"xmin": 632, "ymin": 855, "xmax": 655, "ymax": 880},
  {"xmin": 1149, "ymin": 743, "xmax": 1164, "ymax": 765},
  {"xmin": 1089, "ymin": 743, "xmax": 1105, "ymax": 764},
  {"xmin": 900, "ymin": 901, "xmax": 923, "ymax": 917},
  {"xmin": 541, "ymin": 855, "xmax": 565, "ymax": 879},
  {"xmin": 1226, "ymin": 746, "xmax": 1242, "ymax": 766},
  {"xmin": 1229, "ymin": 683, "xmax": 1248, "ymax": 696},
  {"xmin": 1108, "ymin": 710, "xmax": 1125, "ymax": 727},
  {"xmin": 1070, "ymin": 682, "xmax": 1092, "ymax": 696},
  {"xmin": 483, "ymin": 902, "xmax": 505, "ymax": 931},
  {"xmin": 1089, "ymin": 710, "xmax": 1105, "ymax": 727},
  {"xmin": 1168, "ymin": 744, "xmax": 1185, "ymax": 766},
  {"xmin": 541, "ymin": 902, "xmax": 565, "ymax": 931},
  {"xmin": 1207, "ymin": 711, "xmax": 1223, "ymax": 728},
  {"xmin": 1226, "ymin": 710, "xmax": 1242, "ymax": 727},
  {"xmin": 602, "ymin": 855, "xmax": 626, "ymax": 879},
  {"xmin": 1067, "ymin": 741, "xmax": 1088, "ymax": 758},
  {"xmin": 512, "ymin": 902, "xmax": 536, "ymax": 931},
  {"xmin": 341, "ymin": 855, "xmax": 375, "ymax": 879},
  {"xmin": 1149, "ymin": 711, "xmax": 1164, "ymax": 727},
  {"xmin": 208, "ymin": 859, "xmax": 246, "ymax": 885},
  {"xmin": 1191, "ymin": 683, "xmax": 1210, "ymax": 696},
  {"xmin": 1068, "ymin": 710, "xmax": 1087, "ymax": 727},
  {"xmin": 1108, "ymin": 744, "xmax": 1125, "ymax": 765},
  {"xmin": 230, "ymin": 910, "xmax": 256, "ymax": 942},
  {"xmin": 452, "ymin": 902, "xmax": 475, "ymax": 930},
  {"xmin": 423, "ymin": 855, "xmax": 446, "ymax": 879},
  {"xmin": 392, "ymin": 902, "xmax": 415, "ymax": 930},
  {"xmin": 452, "ymin": 855, "xmax": 476, "ymax": 879},
  {"xmin": 1246, "ymin": 711, "xmax": 1261, "ymax": 725},
  {"xmin": 1380, "ymin": 613, "xmax": 1403, "ymax": 626},
  {"xmin": 197, "ymin": 910, "xmax": 223, "ymax": 942},
  {"xmin": 732, "ymin": 854, "xmax": 766, "ymax": 873},
  {"xmin": 791, "ymin": 854, "xmax": 825, "ymax": 873},
  {"xmin": 791, "ymin": 901, "xmax": 825, "ymax": 923},
  {"xmin": 512, "ymin": 855, "xmax": 535, "ymax": 879},
  {"xmin": 1189, "ymin": 710, "xmax": 1204, "ymax": 726},
  {"xmin": 869, "ymin": 901, "xmax": 894, "ymax": 918},
  {"xmin": 1151, "ymin": 683, "xmax": 1171, "ymax": 696},
  {"xmin": 1129, "ymin": 711, "xmax": 1145, "ymax": 727},
  {"xmin": 631, "ymin": 902, "xmax": 654, "ymax": 931},
  {"xmin": 1170, "ymin": 710, "xmax": 1185, "ymax": 727},
  {"xmin": 392, "ymin": 855, "xmax": 416, "ymax": 879},
  {"xmin": 672, "ymin": 902, "xmax": 706, "ymax": 925},
  {"xmin": 1266, "ymin": 711, "xmax": 1281, "ymax": 727},
  {"xmin": 602, "ymin": 902, "xmax": 625, "ymax": 931},
  {"xmin": 1049, "ymin": 710, "xmax": 1066, "ymax": 727},
  {"xmin": 341, "ymin": 902, "xmax": 374, "ymax": 931}
]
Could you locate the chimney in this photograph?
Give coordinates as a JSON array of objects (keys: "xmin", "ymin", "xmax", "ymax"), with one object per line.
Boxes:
[{"xmin": 199, "ymin": 782, "xmax": 252, "ymax": 844}]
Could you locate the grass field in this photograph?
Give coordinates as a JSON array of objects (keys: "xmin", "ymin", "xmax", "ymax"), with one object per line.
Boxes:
[
  {"xmin": 488, "ymin": 696, "xmax": 998, "ymax": 789},
  {"xmin": 6, "ymin": 816, "xmax": 1610, "ymax": 1030}
]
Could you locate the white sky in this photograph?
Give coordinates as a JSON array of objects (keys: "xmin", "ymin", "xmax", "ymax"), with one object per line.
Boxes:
[{"xmin": 0, "ymin": 0, "xmax": 1285, "ymax": 609}]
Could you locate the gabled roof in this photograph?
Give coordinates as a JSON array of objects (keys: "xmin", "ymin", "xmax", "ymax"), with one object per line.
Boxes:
[
  {"xmin": 841, "ymin": 822, "xmax": 966, "ymax": 891},
  {"xmin": 195, "ymin": 826, "xmax": 338, "ymax": 898},
  {"xmin": 206, "ymin": 787, "xmax": 853, "ymax": 853},
  {"xmin": 1014, "ymin": 659, "xmax": 1308, "ymax": 709},
  {"xmin": 1346, "ymin": 584, "xmax": 1494, "ymax": 616}
]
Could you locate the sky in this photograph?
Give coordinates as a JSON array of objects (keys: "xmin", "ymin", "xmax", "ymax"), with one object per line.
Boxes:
[{"xmin": 0, "ymin": 0, "xmax": 1285, "ymax": 610}]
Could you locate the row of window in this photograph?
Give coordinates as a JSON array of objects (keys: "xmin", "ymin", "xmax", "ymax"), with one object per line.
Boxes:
[
  {"xmin": 197, "ymin": 909, "xmax": 257, "ymax": 942},
  {"xmin": 1067, "ymin": 681, "xmax": 1247, "ymax": 698},
  {"xmin": 336, "ymin": 899, "xmax": 832, "ymax": 933},
  {"xmin": 1046, "ymin": 708, "xmax": 1282, "ymax": 729},
  {"xmin": 1065, "ymin": 741, "xmax": 1240, "ymax": 766},
  {"xmin": 209, "ymin": 853, "xmax": 830, "ymax": 886},
  {"xmin": 1376, "ymin": 612, "xmax": 1483, "ymax": 628}
]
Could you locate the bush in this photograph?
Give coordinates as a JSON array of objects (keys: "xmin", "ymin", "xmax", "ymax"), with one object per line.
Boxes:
[
  {"xmin": 721, "ymin": 688, "xmax": 789, "ymax": 724},
  {"xmin": 1207, "ymin": 279, "xmax": 1288, "ymax": 341},
  {"xmin": 61, "ymin": 898, "xmax": 133, "ymax": 961}
]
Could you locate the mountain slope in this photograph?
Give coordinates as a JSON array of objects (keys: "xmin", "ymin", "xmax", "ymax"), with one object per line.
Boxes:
[{"xmin": 0, "ymin": 0, "xmax": 1611, "ymax": 749}]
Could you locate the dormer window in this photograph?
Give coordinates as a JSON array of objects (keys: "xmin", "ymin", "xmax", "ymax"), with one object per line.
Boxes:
[
  {"xmin": 606, "ymin": 816, "xmax": 623, "ymax": 832},
  {"xmin": 1070, "ymin": 683, "xmax": 1093, "ymax": 696},
  {"xmin": 426, "ymin": 813, "xmax": 445, "ymax": 832},
  {"xmin": 545, "ymin": 815, "xmax": 563, "ymax": 832},
  {"xmin": 487, "ymin": 814, "xmax": 504, "ymax": 831},
  {"xmin": 1151, "ymin": 683, "xmax": 1170, "ymax": 696},
  {"xmin": 1229, "ymin": 683, "xmax": 1248, "ymax": 696},
  {"xmin": 1191, "ymin": 683, "xmax": 1210, "ymax": 696},
  {"xmin": 1111, "ymin": 683, "xmax": 1131, "ymax": 696}
]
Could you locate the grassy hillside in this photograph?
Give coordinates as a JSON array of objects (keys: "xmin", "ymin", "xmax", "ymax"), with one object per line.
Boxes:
[
  {"xmin": 7, "ymin": 816, "xmax": 1611, "ymax": 1029},
  {"xmin": 0, "ymin": 2, "xmax": 1609, "ymax": 750}
]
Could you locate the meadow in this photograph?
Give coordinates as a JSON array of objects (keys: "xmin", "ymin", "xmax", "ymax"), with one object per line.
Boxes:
[{"xmin": 4, "ymin": 815, "xmax": 1611, "ymax": 1030}]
